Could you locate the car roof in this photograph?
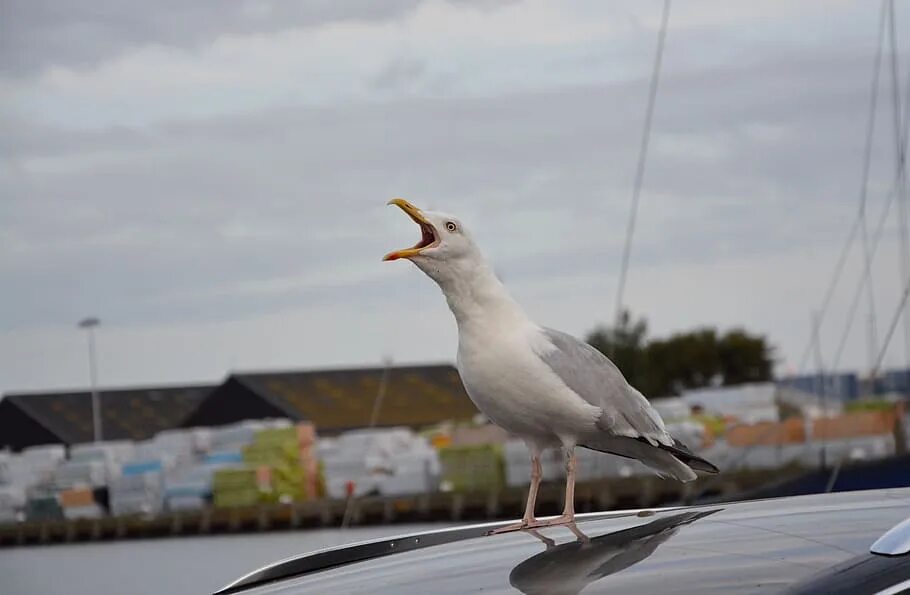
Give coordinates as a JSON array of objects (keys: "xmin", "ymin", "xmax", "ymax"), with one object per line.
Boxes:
[{"xmin": 217, "ymin": 488, "xmax": 910, "ymax": 595}]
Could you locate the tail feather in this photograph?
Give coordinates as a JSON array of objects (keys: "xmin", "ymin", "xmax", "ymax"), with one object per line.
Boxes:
[
  {"xmin": 652, "ymin": 439, "xmax": 720, "ymax": 475},
  {"xmin": 581, "ymin": 435, "xmax": 700, "ymax": 483}
]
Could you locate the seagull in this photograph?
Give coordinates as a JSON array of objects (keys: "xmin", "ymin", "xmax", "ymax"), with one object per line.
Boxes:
[{"xmin": 383, "ymin": 198, "xmax": 718, "ymax": 532}]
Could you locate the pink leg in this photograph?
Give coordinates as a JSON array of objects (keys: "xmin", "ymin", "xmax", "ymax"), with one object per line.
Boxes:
[
  {"xmin": 564, "ymin": 449, "xmax": 576, "ymax": 517},
  {"xmin": 524, "ymin": 454, "xmax": 542, "ymax": 522},
  {"xmin": 489, "ymin": 452, "xmax": 542, "ymax": 534},
  {"xmin": 528, "ymin": 448, "xmax": 577, "ymax": 528}
]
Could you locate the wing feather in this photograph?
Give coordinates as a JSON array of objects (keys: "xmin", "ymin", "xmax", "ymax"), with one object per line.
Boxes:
[{"xmin": 538, "ymin": 328, "xmax": 672, "ymax": 445}]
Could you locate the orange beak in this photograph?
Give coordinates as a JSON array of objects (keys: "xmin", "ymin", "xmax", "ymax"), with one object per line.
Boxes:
[{"xmin": 383, "ymin": 198, "xmax": 439, "ymax": 261}]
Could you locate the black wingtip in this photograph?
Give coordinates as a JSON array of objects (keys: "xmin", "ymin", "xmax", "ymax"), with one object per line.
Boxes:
[
  {"xmin": 687, "ymin": 458, "xmax": 720, "ymax": 474},
  {"xmin": 655, "ymin": 439, "xmax": 720, "ymax": 474}
]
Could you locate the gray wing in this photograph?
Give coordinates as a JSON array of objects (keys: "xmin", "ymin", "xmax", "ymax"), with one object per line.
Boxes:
[{"xmin": 539, "ymin": 328, "xmax": 671, "ymax": 445}]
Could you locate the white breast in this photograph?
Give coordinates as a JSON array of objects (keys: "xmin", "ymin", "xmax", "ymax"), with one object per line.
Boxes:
[{"xmin": 456, "ymin": 324, "xmax": 600, "ymax": 445}]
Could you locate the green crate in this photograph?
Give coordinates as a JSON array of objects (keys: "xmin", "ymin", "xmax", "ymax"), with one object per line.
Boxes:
[
  {"xmin": 253, "ymin": 427, "xmax": 299, "ymax": 446},
  {"xmin": 438, "ymin": 444, "xmax": 504, "ymax": 492},
  {"xmin": 213, "ymin": 488, "xmax": 261, "ymax": 508},
  {"xmin": 26, "ymin": 496, "xmax": 64, "ymax": 521},
  {"xmin": 213, "ymin": 467, "xmax": 258, "ymax": 490},
  {"xmin": 243, "ymin": 442, "xmax": 300, "ymax": 465}
]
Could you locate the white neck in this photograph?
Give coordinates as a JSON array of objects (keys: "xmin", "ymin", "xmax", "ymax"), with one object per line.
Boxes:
[{"xmin": 415, "ymin": 255, "xmax": 531, "ymax": 332}]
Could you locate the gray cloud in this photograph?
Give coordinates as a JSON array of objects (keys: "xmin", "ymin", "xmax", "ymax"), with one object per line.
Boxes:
[
  {"xmin": 0, "ymin": 0, "xmax": 423, "ymax": 76},
  {"xmin": 5, "ymin": 0, "xmax": 909, "ymax": 393},
  {"xmin": 370, "ymin": 58, "xmax": 428, "ymax": 91},
  {"xmin": 1, "ymin": 46, "xmax": 894, "ymax": 337},
  {"xmin": 0, "ymin": 0, "xmax": 521, "ymax": 77}
]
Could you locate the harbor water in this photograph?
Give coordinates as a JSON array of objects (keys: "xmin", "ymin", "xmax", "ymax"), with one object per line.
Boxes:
[{"xmin": 1, "ymin": 523, "xmax": 448, "ymax": 595}]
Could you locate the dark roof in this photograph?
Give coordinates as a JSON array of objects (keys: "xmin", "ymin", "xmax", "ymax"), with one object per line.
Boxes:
[
  {"xmin": 180, "ymin": 377, "xmax": 291, "ymax": 429},
  {"xmin": 0, "ymin": 399, "xmax": 61, "ymax": 451},
  {"xmin": 182, "ymin": 363, "xmax": 477, "ymax": 432},
  {"xmin": 1, "ymin": 384, "xmax": 214, "ymax": 447}
]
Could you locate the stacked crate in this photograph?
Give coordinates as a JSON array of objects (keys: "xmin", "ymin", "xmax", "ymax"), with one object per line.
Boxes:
[
  {"xmin": 504, "ymin": 440, "xmax": 563, "ymax": 487},
  {"xmin": 109, "ymin": 460, "xmax": 167, "ymax": 516},
  {"xmin": 52, "ymin": 460, "xmax": 108, "ymax": 490},
  {"xmin": 212, "ymin": 467, "xmax": 267, "ymax": 508},
  {"xmin": 320, "ymin": 427, "xmax": 437, "ymax": 498},
  {"xmin": 437, "ymin": 444, "xmax": 504, "ymax": 492},
  {"xmin": 8, "ymin": 445, "xmax": 66, "ymax": 488},
  {"xmin": 163, "ymin": 467, "xmax": 213, "ymax": 511},
  {"xmin": 58, "ymin": 487, "xmax": 104, "ymax": 519},
  {"xmin": 165, "ymin": 452, "xmax": 243, "ymax": 511},
  {"xmin": 239, "ymin": 423, "xmax": 322, "ymax": 504},
  {"xmin": 0, "ymin": 484, "xmax": 25, "ymax": 523},
  {"xmin": 297, "ymin": 423, "xmax": 323, "ymax": 500},
  {"xmin": 242, "ymin": 428, "xmax": 301, "ymax": 504},
  {"xmin": 377, "ymin": 435, "xmax": 440, "ymax": 496},
  {"xmin": 25, "ymin": 492, "xmax": 63, "ymax": 522},
  {"xmin": 0, "ymin": 447, "xmax": 64, "ymax": 522}
]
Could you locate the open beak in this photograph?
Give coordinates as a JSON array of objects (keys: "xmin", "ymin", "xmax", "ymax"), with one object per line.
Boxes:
[{"xmin": 383, "ymin": 198, "xmax": 439, "ymax": 261}]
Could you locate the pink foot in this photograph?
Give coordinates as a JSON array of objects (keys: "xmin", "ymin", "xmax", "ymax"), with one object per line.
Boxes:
[
  {"xmin": 525, "ymin": 513, "xmax": 576, "ymax": 529},
  {"xmin": 487, "ymin": 519, "xmax": 532, "ymax": 535}
]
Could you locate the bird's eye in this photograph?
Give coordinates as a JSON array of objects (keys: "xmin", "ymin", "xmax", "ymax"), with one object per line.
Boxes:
[{"xmin": 445, "ymin": 221, "xmax": 457, "ymax": 232}]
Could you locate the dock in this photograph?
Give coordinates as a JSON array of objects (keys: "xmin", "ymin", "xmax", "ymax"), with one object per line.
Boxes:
[{"xmin": 0, "ymin": 468, "xmax": 791, "ymax": 547}]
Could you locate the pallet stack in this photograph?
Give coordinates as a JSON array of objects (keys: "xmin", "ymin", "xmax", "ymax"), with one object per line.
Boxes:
[
  {"xmin": 109, "ymin": 460, "xmax": 167, "ymax": 516},
  {"xmin": 437, "ymin": 444, "xmax": 504, "ymax": 492},
  {"xmin": 297, "ymin": 423, "xmax": 323, "ymax": 501},
  {"xmin": 240, "ymin": 423, "xmax": 322, "ymax": 504},
  {"xmin": 210, "ymin": 423, "xmax": 323, "ymax": 508},
  {"xmin": 58, "ymin": 487, "xmax": 104, "ymax": 519},
  {"xmin": 212, "ymin": 467, "xmax": 268, "ymax": 508}
]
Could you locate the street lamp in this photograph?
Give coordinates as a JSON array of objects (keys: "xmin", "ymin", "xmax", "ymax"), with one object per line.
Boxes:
[
  {"xmin": 368, "ymin": 356, "xmax": 394, "ymax": 428},
  {"xmin": 78, "ymin": 317, "xmax": 102, "ymax": 443}
]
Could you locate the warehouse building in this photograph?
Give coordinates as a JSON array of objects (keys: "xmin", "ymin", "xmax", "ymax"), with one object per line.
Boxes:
[
  {"xmin": 879, "ymin": 369, "xmax": 910, "ymax": 396},
  {"xmin": 0, "ymin": 364, "xmax": 477, "ymax": 451},
  {"xmin": 181, "ymin": 364, "xmax": 477, "ymax": 433},
  {"xmin": 0, "ymin": 384, "xmax": 214, "ymax": 451},
  {"xmin": 777, "ymin": 372, "xmax": 860, "ymax": 401}
]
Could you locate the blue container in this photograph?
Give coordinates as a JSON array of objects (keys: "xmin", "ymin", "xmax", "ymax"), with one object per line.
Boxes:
[
  {"xmin": 204, "ymin": 451, "xmax": 243, "ymax": 465},
  {"xmin": 164, "ymin": 483, "xmax": 210, "ymax": 498},
  {"xmin": 122, "ymin": 460, "xmax": 163, "ymax": 476}
]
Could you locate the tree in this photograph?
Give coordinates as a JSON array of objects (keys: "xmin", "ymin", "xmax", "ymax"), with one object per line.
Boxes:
[
  {"xmin": 586, "ymin": 310, "xmax": 649, "ymax": 390},
  {"xmin": 646, "ymin": 328, "xmax": 721, "ymax": 396},
  {"xmin": 717, "ymin": 329, "xmax": 773, "ymax": 386},
  {"xmin": 585, "ymin": 312, "xmax": 774, "ymax": 399}
]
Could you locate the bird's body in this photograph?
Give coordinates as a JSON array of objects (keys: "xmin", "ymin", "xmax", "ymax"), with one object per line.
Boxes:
[
  {"xmin": 446, "ymin": 260, "xmax": 699, "ymax": 482},
  {"xmin": 460, "ymin": 337, "xmax": 597, "ymax": 450},
  {"xmin": 457, "ymin": 315, "xmax": 601, "ymax": 453},
  {"xmin": 383, "ymin": 198, "xmax": 718, "ymax": 530}
]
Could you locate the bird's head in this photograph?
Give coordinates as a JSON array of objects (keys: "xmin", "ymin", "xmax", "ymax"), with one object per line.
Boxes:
[{"xmin": 382, "ymin": 198, "xmax": 480, "ymax": 274}]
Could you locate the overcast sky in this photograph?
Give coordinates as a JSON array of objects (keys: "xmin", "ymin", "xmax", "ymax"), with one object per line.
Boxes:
[{"xmin": 2, "ymin": 0, "xmax": 909, "ymax": 394}]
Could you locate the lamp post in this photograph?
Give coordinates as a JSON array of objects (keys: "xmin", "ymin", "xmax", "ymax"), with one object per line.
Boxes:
[
  {"xmin": 368, "ymin": 356, "xmax": 393, "ymax": 428},
  {"xmin": 78, "ymin": 317, "xmax": 102, "ymax": 443}
]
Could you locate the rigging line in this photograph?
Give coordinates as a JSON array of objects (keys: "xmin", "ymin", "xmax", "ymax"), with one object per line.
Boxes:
[
  {"xmin": 831, "ymin": 44, "xmax": 910, "ymax": 376},
  {"xmin": 871, "ymin": 275, "xmax": 910, "ymax": 378},
  {"xmin": 612, "ymin": 0, "xmax": 671, "ymax": 334},
  {"xmin": 811, "ymin": 309, "xmax": 831, "ymax": 469},
  {"xmin": 887, "ymin": 0, "xmax": 910, "ymax": 371},
  {"xmin": 859, "ymin": 0, "xmax": 889, "ymax": 372},
  {"xmin": 888, "ymin": 0, "xmax": 906, "ymax": 169},
  {"xmin": 795, "ymin": 3, "xmax": 888, "ymax": 375},
  {"xmin": 796, "ymin": 217, "xmax": 861, "ymax": 373},
  {"xmin": 831, "ymin": 181, "xmax": 899, "ymax": 370}
]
